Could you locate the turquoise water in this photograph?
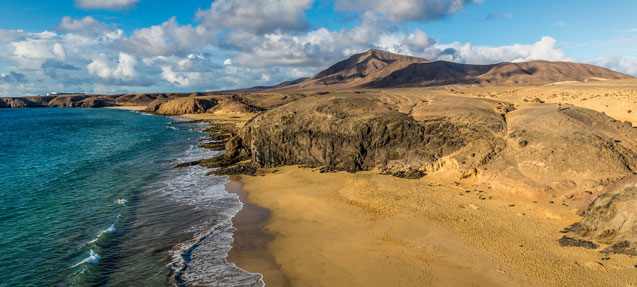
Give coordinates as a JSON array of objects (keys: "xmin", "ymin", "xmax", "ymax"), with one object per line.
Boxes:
[{"xmin": 0, "ymin": 108, "xmax": 261, "ymax": 286}]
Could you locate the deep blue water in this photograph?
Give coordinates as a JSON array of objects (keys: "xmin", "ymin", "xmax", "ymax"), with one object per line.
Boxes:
[{"xmin": 0, "ymin": 108, "xmax": 260, "ymax": 287}]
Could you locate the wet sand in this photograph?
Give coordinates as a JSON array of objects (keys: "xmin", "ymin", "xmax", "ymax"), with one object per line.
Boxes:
[
  {"xmin": 230, "ymin": 166, "xmax": 637, "ymax": 287},
  {"xmin": 225, "ymin": 178, "xmax": 291, "ymax": 286}
]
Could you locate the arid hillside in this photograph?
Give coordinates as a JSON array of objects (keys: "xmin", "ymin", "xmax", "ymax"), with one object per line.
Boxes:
[{"xmin": 271, "ymin": 49, "xmax": 633, "ymax": 91}]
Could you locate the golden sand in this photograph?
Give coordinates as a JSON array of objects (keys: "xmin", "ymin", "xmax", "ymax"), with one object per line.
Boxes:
[
  {"xmin": 386, "ymin": 79, "xmax": 637, "ymax": 125},
  {"xmin": 235, "ymin": 166, "xmax": 637, "ymax": 287}
]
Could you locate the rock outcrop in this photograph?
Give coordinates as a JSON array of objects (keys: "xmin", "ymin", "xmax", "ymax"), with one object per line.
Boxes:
[
  {"xmin": 226, "ymin": 94, "xmax": 511, "ymax": 177},
  {"xmin": 47, "ymin": 95, "xmax": 116, "ymax": 108},
  {"xmin": 0, "ymin": 97, "xmax": 51, "ymax": 108},
  {"xmin": 153, "ymin": 98, "xmax": 217, "ymax": 115},
  {"xmin": 207, "ymin": 98, "xmax": 264, "ymax": 115},
  {"xmin": 560, "ymin": 176, "xmax": 637, "ymax": 255}
]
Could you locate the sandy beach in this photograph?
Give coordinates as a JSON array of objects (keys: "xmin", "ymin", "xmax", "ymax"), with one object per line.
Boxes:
[{"xmin": 231, "ymin": 166, "xmax": 637, "ymax": 287}]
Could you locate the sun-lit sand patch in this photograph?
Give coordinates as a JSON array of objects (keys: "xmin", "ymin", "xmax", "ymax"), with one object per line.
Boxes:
[{"xmin": 236, "ymin": 166, "xmax": 637, "ymax": 287}]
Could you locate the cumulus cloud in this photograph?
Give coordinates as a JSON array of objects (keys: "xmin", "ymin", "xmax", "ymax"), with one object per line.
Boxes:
[
  {"xmin": 336, "ymin": 0, "xmax": 481, "ymax": 23},
  {"xmin": 590, "ymin": 55, "xmax": 637, "ymax": 76},
  {"xmin": 57, "ymin": 16, "xmax": 111, "ymax": 36},
  {"xmin": 12, "ymin": 31, "xmax": 60, "ymax": 60},
  {"xmin": 75, "ymin": 0, "xmax": 138, "ymax": 10},
  {"xmin": 116, "ymin": 17, "xmax": 209, "ymax": 57},
  {"xmin": 87, "ymin": 52, "xmax": 137, "ymax": 79},
  {"xmin": 376, "ymin": 29, "xmax": 436, "ymax": 55},
  {"xmin": 232, "ymin": 12, "xmax": 387, "ymax": 68},
  {"xmin": 423, "ymin": 36, "xmax": 573, "ymax": 64},
  {"xmin": 197, "ymin": 0, "xmax": 313, "ymax": 34}
]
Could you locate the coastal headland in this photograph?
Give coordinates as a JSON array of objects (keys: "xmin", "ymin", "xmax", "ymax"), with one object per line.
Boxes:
[{"xmin": 4, "ymin": 49, "xmax": 637, "ymax": 286}]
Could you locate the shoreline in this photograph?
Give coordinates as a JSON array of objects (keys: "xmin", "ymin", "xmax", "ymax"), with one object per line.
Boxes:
[
  {"xmin": 104, "ymin": 105, "xmax": 147, "ymax": 110},
  {"xmin": 231, "ymin": 166, "xmax": 637, "ymax": 287},
  {"xmin": 225, "ymin": 177, "xmax": 291, "ymax": 287}
]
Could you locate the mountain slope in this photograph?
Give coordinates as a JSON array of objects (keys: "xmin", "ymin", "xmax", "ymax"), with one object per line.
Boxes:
[{"xmin": 273, "ymin": 49, "xmax": 633, "ymax": 91}]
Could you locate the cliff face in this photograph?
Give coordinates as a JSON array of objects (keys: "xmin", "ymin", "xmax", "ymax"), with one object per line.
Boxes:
[
  {"xmin": 229, "ymin": 94, "xmax": 509, "ymax": 177},
  {"xmin": 0, "ymin": 97, "xmax": 52, "ymax": 108}
]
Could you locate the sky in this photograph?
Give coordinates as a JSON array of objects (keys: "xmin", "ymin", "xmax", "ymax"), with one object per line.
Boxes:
[{"xmin": 0, "ymin": 0, "xmax": 635, "ymax": 96}]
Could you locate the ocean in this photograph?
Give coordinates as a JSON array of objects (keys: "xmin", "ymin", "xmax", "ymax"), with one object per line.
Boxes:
[{"xmin": 0, "ymin": 108, "xmax": 263, "ymax": 286}]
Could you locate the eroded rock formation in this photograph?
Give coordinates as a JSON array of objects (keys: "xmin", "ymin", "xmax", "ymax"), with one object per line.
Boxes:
[{"xmin": 560, "ymin": 176, "xmax": 637, "ymax": 255}]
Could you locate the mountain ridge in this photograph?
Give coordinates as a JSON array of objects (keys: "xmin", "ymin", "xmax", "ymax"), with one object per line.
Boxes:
[{"xmin": 266, "ymin": 49, "xmax": 633, "ymax": 91}]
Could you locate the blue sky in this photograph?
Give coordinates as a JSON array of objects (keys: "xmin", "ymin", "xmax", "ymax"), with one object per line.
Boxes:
[{"xmin": 0, "ymin": 0, "xmax": 635, "ymax": 96}]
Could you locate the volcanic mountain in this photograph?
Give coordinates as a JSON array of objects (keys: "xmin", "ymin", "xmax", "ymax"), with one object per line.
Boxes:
[{"xmin": 270, "ymin": 49, "xmax": 633, "ymax": 91}]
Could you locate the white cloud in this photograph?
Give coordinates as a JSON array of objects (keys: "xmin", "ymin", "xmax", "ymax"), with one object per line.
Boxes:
[
  {"xmin": 376, "ymin": 29, "xmax": 436, "ymax": 55},
  {"xmin": 197, "ymin": 0, "xmax": 313, "ymax": 34},
  {"xmin": 161, "ymin": 65, "xmax": 194, "ymax": 87},
  {"xmin": 57, "ymin": 16, "xmax": 111, "ymax": 36},
  {"xmin": 75, "ymin": 0, "xmax": 138, "ymax": 10},
  {"xmin": 87, "ymin": 52, "xmax": 137, "ymax": 79},
  {"xmin": 426, "ymin": 36, "xmax": 573, "ymax": 64},
  {"xmin": 223, "ymin": 58, "xmax": 232, "ymax": 65},
  {"xmin": 336, "ymin": 0, "xmax": 481, "ymax": 23},
  {"xmin": 117, "ymin": 17, "xmax": 209, "ymax": 56},
  {"xmin": 52, "ymin": 43, "xmax": 66, "ymax": 59},
  {"xmin": 590, "ymin": 55, "xmax": 637, "ymax": 76}
]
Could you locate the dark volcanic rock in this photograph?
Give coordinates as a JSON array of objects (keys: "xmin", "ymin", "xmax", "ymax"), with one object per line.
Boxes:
[
  {"xmin": 208, "ymin": 162, "xmax": 257, "ymax": 176},
  {"xmin": 561, "ymin": 176, "xmax": 637, "ymax": 255},
  {"xmin": 389, "ymin": 169, "xmax": 426, "ymax": 179},
  {"xmin": 173, "ymin": 160, "xmax": 202, "ymax": 169},
  {"xmin": 558, "ymin": 236, "xmax": 599, "ymax": 249},
  {"xmin": 200, "ymin": 142, "xmax": 227, "ymax": 151},
  {"xmin": 199, "ymin": 154, "xmax": 244, "ymax": 169}
]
